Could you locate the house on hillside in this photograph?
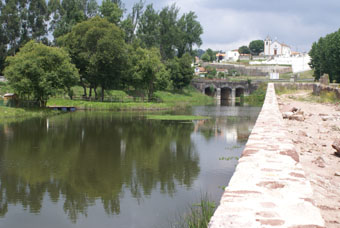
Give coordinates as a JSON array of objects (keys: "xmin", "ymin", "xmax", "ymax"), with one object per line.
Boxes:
[
  {"xmin": 226, "ymin": 50, "xmax": 240, "ymax": 62},
  {"xmin": 216, "ymin": 53, "xmax": 226, "ymax": 62},
  {"xmin": 264, "ymin": 36, "xmax": 291, "ymax": 56}
]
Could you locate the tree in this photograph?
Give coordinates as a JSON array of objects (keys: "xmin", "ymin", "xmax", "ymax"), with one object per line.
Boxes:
[
  {"xmin": 99, "ymin": 0, "xmax": 122, "ymax": 25},
  {"xmin": 159, "ymin": 4, "xmax": 180, "ymax": 60},
  {"xmin": 238, "ymin": 45, "xmax": 250, "ymax": 54},
  {"xmin": 177, "ymin": 11, "xmax": 203, "ymax": 57},
  {"xmin": 137, "ymin": 4, "xmax": 160, "ymax": 48},
  {"xmin": 205, "ymin": 48, "xmax": 216, "ymax": 62},
  {"xmin": 309, "ymin": 29, "xmax": 340, "ymax": 83},
  {"xmin": 58, "ymin": 17, "xmax": 127, "ymax": 100},
  {"xmin": 4, "ymin": 41, "xmax": 79, "ymax": 106},
  {"xmin": 0, "ymin": 0, "xmax": 48, "ymax": 71},
  {"xmin": 249, "ymin": 40, "xmax": 264, "ymax": 55},
  {"xmin": 167, "ymin": 53, "xmax": 194, "ymax": 90},
  {"xmin": 51, "ymin": 0, "xmax": 99, "ymax": 39},
  {"xmin": 130, "ymin": 47, "xmax": 170, "ymax": 100},
  {"xmin": 201, "ymin": 53, "xmax": 210, "ymax": 62}
]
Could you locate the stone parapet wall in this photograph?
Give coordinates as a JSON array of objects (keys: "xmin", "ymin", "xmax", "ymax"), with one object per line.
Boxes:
[
  {"xmin": 313, "ymin": 84, "xmax": 340, "ymax": 99},
  {"xmin": 203, "ymin": 63, "xmax": 292, "ymax": 76},
  {"xmin": 274, "ymin": 82, "xmax": 315, "ymax": 91},
  {"xmin": 208, "ymin": 83, "xmax": 325, "ymax": 228}
]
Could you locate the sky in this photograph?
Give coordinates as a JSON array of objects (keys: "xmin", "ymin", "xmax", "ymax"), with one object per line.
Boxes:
[{"xmin": 119, "ymin": 0, "xmax": 340, "ymax": 53}]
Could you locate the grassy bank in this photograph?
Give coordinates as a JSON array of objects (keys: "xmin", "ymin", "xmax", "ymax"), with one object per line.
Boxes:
[
  {"xmin": 0, "ymin": 106, "xmax": 60, "ymax": 124},
  {"xmin": 47, "ymin": 87, "xmax": 214, "ymax": 111},
  {"xmin": 297, "ymin": 91, "xmax": 339, "ymax": 104},
  {"xmin": 243, "ymin": 83, "xmax": 267, "ymax": 106},
  {"xmin": 171, "ymin": 195, "xmax": 216, "ymax": 228}
]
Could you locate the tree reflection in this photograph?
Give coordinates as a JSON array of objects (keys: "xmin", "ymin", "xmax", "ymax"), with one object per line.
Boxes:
[{"xmin": 0, "ymin": 113, "xmax": 200, "ymax": 222}]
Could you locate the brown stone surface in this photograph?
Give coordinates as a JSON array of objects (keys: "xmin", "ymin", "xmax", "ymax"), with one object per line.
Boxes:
[{"xmin": 278, "ymin": 90, "xmax": 340, "ymax": 228}]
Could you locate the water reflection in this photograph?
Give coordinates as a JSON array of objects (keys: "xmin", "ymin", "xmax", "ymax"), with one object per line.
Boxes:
[
  {"xmin": 0, "ymin": 106, "xmax": 260, "ymax": 227},
  {"xmin": 0, "ymin": 113, "xmax": 199, "ymax": 222}
]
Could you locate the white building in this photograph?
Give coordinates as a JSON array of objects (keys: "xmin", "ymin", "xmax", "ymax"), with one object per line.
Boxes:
[
  {"xmin": 226, "ymin": 50, "xmax": 240, "ymax": 62},
  {"xmin": 264, "ymin": 36, "xmax": 291, "ymax": 56}
]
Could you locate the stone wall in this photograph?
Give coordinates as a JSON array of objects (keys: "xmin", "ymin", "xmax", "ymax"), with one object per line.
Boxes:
[
  {"xmin": 203, "ymin": 63, "xmax": 292, "ymax": 76},
  {"xmin": 313, "ymin": 84, "xmax": 340, "ymax": 99},
  {"xmin": 208, "ymin": 83, "xmax": 325, "ymax": 228},
  {"xmin": 274, "ymin": 82, "xmax": 315, "ymax": 91}
]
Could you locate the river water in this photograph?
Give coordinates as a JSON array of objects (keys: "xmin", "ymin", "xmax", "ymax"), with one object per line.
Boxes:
[{"xmin": 0, "ymin": 105, "xmax": 260, "ymax": 228}]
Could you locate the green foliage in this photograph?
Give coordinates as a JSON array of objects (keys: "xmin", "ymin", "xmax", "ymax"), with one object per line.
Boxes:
[
  {"xmin": 137, "ymin": 4, "xmax": 160, "ymax": 48},
  {"xmin": 129, "ymin": 47, "xmax": 170, "ymax": 100},
  {"xmin": 201, "ymin": 53, "xmax": 210, "ymax": 62},
  {"xmin": 309, "ymin": 29, "xmax": 340, "ymax": 83},
  {"xmin": 177, "ymin": 11, "xmax": 203, "ymax": 57},
  {"xmin": 205, "ymin": 49, "xmax": 216, "ymax": 62},
  {"xmin": 167, "ymin": 53, "xmax": 194, "ymax": 90},
  {"xmin": 238, "ymin": 45, "xmax": 250, "ymax": 54},
  {"xmin": 58, "ymin": 17, "xmax": 127, "ymax": 100},
  {"xmin": 205, "ymin": 66, "xmax": 217, "ymax": 78},
  {"xmin": 249, "ymin": 40, "xmax": 264, "ymax": 55},
  {"xmin": 4, "ymin": 41, "xmax": 79, "ymax": 106},
  {"xmin": 99, "ymin": 0, "xmax": 123, "ymax": 24},
  {"xmin": 244, "ymin": 83, "xmax": 267, "ymax": 106},
  {"xmin": 185, "ymin": 195, "xmax": 216, "ymax": 228},
  {"xmin": 0, "ymin": 0, "xmax": 49, "ymax": 71}
]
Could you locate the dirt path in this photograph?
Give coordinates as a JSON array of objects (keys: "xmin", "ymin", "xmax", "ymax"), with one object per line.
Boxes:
[{"xmin": 277, "ymin": 91, "xmax": 340, "ymax": 227}]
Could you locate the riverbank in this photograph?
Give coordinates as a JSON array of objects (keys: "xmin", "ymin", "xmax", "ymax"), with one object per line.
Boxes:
[
  {"xmin": 47, "ymin": 88, "xmax": 214, "ymax": 111},
  {"xmin": 0, "ymin": 87, "xmax": 214, "ymax": 123},
  {"xmin": 0, "ymin": 106, "xmax": 60, "ymax": 124},
  {"xmin": 277, "ymin": 90, "xmax": 340, "ymax": 227}
]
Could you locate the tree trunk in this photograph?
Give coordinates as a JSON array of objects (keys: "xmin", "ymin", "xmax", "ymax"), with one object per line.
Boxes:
[
  {"xmin": 83, "ymin": 86, "xmax": 87, "ymax": 97},
  {"xmin": 94, "ymin": 87, "xmax": 97, "ymax": 99},
  {"xmin": 89, "ymin": 87, "xmax": 92, "ymax": 97},
  {"xmin": 101, "ymin": 87, "xmax": 105, "ymax": 102}
]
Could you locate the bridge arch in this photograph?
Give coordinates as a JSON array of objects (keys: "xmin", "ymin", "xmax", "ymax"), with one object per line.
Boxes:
[
  {"xmin": 204, "ymin": 85, "xmax": 217, "ymax": 97},
  {"xmin": 221, "ymin": 87, "xmax": 232, "ymax": 100},
  {"xmin": 235, "ymin": 86, "xmax": 245, "ymax": 98}
]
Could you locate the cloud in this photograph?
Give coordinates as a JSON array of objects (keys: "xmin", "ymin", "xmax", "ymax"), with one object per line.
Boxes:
[{"xmin": 121, "ymin": 0, "xmax": 340, "ymax": 52}]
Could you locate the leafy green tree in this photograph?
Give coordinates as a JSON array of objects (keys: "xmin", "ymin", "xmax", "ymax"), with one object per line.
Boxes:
[
  {"xmin": 99, "ymin": 0, "xmax": 122, "ymax": 25},
  {"xmin": 0, "ymin": 0, "xmax": 48, "ymax": 71},
  {"xmin": 167, "ymin": 53, "xmax": 194, "ymax": 90},
  {"xmin": 205, "ymin": 66, "xmax": 217, "ymax": 78},
  {"xmin": 205, "ymin": 48, "xmax": 216, "ymax": 62},
  {"xmin": 121, "ymin": 0, "xmax": 144, "ymax": 43},
  {"xmin": 4, "ymin": 41, "xmax": 79, "ymax": 106},
  {"xmin": 201, "ymin": 52, "xmax": 210, "ymax": 62},
  {"xmin": 238, "ymin": 45, "xmax": 250, "ymax": 54},
  {"xmin": 130, "ymin": 47, "xmax": 170, "ymax": 100},
  {"xmin": 249, "ymin": 40, "xmax": 264, "ymax": 55},
  {"xmin": 159, "ymin": 4, "xmax": 180, "ymax": 60},
  {"xmin": 309, "ymin": 29, "xmax": 340, "ymax": 83},
  {"xmin": 51, "ymin": 0, "xmax": 99, "ymax": 39},
  {"xmin": 137, "ymin": 4, "xmax": 160, "ymax": 48},
  {"xmin": 58, "ymin": 17, "xmax": 127, "ymax": 101},
  {"xmin": 177, "ymin": 11, "xmax": 203, "ymax": 57}
]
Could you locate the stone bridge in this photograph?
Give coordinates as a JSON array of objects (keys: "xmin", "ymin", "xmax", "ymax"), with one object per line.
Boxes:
[{"xmin": 191, "ymin": 79, "xmax": 258, "ymax": 101}]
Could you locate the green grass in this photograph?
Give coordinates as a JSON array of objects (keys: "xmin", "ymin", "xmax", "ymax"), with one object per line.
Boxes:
[
  {"xmin": 244, "ymin": 83, "xmax": 268, "ymax": 106},
  {"xmin": 48, "ymin": 86, "xmax": 214, "ymax": 111},
  {"xmin": 47, "ymin": 98, "xmax": 170, "ymax": 110},
  {"xmin": 146, "ymin": 115, "xmax": 211, "ymax": 121},
  {"xmin": 275, "ymin": 86, "xmax": 298, "ymax": 95},
  {"xmin": 0, "ymin": 106, "xmax": 60, "ymax": 124},
  {"xmin": 297, "ymin": 91, "xmax": 339, "ymax": 104},
  {"xmin": 171, "ymin": 194, "xmax": 216, "ymax": 228}
]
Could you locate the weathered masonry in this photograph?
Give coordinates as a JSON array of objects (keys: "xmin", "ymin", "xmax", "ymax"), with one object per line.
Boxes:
[
  {"xmin": 191, "ymin": 79, "xmax": 258, "ymax": 101},
  {"xmin": 208, "ymin": 83, "xmax": 325, "ymax": 228}
]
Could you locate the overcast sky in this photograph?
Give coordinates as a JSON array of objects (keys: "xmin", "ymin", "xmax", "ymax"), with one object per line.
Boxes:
[{"xmin": 120, "ymin": 0, "xmax": 340, "ymax": 52}]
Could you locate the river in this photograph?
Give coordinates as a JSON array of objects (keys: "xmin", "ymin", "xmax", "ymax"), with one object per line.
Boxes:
[{"xmin": 0, "ymin": 105, "xmax": 260, "ymax": 228}]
